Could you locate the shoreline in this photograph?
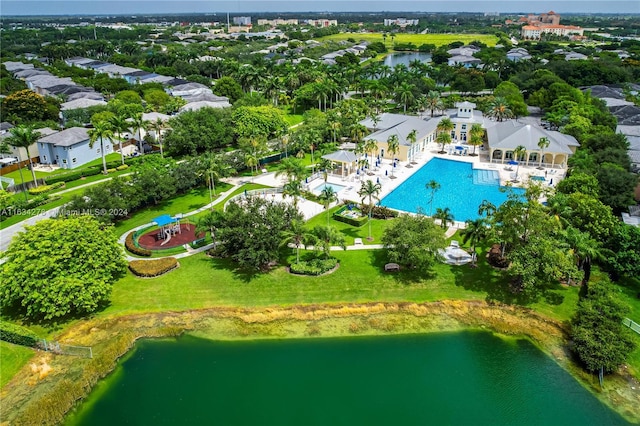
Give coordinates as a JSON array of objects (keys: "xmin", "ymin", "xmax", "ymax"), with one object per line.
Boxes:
[{"xmin": 3, "ymin": 300, "xmax": 639, "ymax": 425}]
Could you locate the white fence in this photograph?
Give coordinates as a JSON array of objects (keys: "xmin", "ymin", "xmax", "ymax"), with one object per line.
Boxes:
[{"xmin": 623, "ymin": 318, "xmax": 640, "ymax": 335}]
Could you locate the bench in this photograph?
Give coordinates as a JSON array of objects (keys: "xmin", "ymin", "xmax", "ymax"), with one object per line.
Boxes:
[
  {"xmin": 384, "ymin": 263, "xmax": 400, "ymax": 272},
  {"xmin": 191, "ymin": 237, "xmax": 206, "ymax": 248}
]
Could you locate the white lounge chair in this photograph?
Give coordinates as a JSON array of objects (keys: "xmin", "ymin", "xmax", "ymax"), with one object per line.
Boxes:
[
  {"xmin": 354, "ymin": 238, "xmax": 363, "ymax": 245},
  {"xmin": 450, "ymin": 240, "xmax": 459, "ymax": 248}
]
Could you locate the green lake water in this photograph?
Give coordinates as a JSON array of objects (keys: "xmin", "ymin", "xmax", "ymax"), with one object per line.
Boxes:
[{"xmin": 66, "ymin": 331, "xmax": 629, "ymax": 425}]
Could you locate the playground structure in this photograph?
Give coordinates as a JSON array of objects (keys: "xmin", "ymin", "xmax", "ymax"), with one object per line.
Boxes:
[{"xmin": 135, "ymin": 214, "xmax": 203, "ymax": 250}]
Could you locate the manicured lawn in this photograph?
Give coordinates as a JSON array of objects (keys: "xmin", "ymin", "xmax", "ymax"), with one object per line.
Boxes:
[
  {"xmin": 0, "ymin": 341, "xmax": 35, "ymax": 388},
  {"xmin": 305, "ymin": 204, "xmax": 392, "ymax": 245},
  {"xmin": 320, "ymin": 33, "xmax": 499, "ymax": 47}
]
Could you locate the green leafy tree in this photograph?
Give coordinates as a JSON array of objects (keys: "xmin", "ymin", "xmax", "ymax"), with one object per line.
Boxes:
[
  {"xmin": 513, "ymin": 145, "xmax": 527, "ymax": 180},
  {"xmin": 233, "ymin": 105, "xmax": 288, "ymax": 139},
  {"xmin": 486, "ymin": 97, "xmax": 514, "ymax": 122},
  {"xmin": 555, "ymin": 173, "xmax": 599, "ymax": 198},
  {"xmin": 1, "ymin": 89, "xmax": 57, "ymax": 123},
  {"xmin": 213, "ymin": 76, "xmax": 243, "ymax": 103},
  {"xmin": 603, "ymin": 223, "xmax": 640, "ymax": 280},
  {"xmin": 163, "ymin": 108, "xmax": 234, "ymax": 156},
  {"xmin": 436, "ymin": 118, "xmax": 454, "ymax": 153},
  {"xmin": 218, "ymin": 196, "xmax": 303, "ymax": 270},
  {"xmin": 311, "ymin": 225, "xmax": 346, "ymax": 259},
  {"xmin": 276, "ymin": 157, "xmax": 306, "ymax": 184},
  {"xmin": 425, "ymin": 90, "xmax": 444, "ymax": 117},
  {"xmin": 0, "ymin": 216, "xmax": 126, "ymax": 320},
  {"xmin": 358, "ymin": 179, "xmax": 382, "ymax": 240},
  {"xmin": 282, "ymin": 179, "xmax": 303, "ymax": 209},
  {"xmin": 460, "ymin": 218, "xmax": 488, "ymax": 264},
  {"xmin": 381, "ymin": 213, "xmax": 446, "ymax": 272},
  {"xmin": 571, "ymin": 280, "xmax": 636, "ymax": 375},
  {"xmin": 195, "ymin": 210, "xmax": 224, "ymax": 244}
]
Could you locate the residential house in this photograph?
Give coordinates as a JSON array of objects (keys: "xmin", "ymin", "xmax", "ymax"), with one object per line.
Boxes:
[
  {"xmin": 38, "ymin": 127, "xmax": 113, "ymax": 169},
  {"xmin": 506, "ymin": 48, "xmax": 532, "ymax": 62}
]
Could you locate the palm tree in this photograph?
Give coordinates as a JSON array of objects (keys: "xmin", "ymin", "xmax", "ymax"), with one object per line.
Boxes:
[
  {"xmin": 276, "ymin": 157, "xmax": 306, "ymax": 184},
  {"xmin": 312, "ymin": 225, "xmax": 346, "ymax": 259},
  {"xmin": 364, "ymin": 139, "xmax": 378, "ymax": 173},
  {"xmin": 434, "ymin": 207, "xmax": 454, "ymax": 229},
  {"xmin": 317, "ymin": 158, "xmax": 334, "ymax": 182},
  {"xmin": 478, "ymin": 200, "xmax": 496, "ymax": 218},
  {"xmin": 436, "ymin": 132, "xmax": 452, "ymax": 155},
  {"xmin": 130, "ymin": 113, "xmax": 148, "ymax": 154},
  {"xmin": 406, "ymin": 129, "xmax": 418, "ymax": 164},
  {"xmin": 245, "ymin": 153, "xmax": 259, "ymax": 176},
  {"xmin": 281, "ymin": 133, "xmax": 290, "ymax": 158},
  {"xmin": 437, "ymin": 117, "xmax": 454, "ymax": 138},
  {"xmin": 564, "ymin": 226, "xmax": 602, "ymax": 286},
  {"xmin": 148, "ymin": 117, "xmax": 167, "ymax": 158},
  {"xmin": 195, "ymin": 210, "xmax": 224, "ymax": 245},
  {"xmin": 282, "ymin": 179, "xmax": 303, "ymax": 209},
  {"xmin": 387, "ymin": 134, "xmax": 399, "ymax": 178},
  {"xmin": 88, "ymin": 121, "xmax": 114, "ymax": 174},
  {"xmin": 468, "ymin": 123, "xmax": 484, "ymax": 156},
  {"xmin": 358, "ymin": 179, "xmax": 382, "ymax": 240},
  {"xmin": 537, "ymin": 136, "xmax": 550, "ymax": 169},
  {"xmin": 513, "ymin": 145, "xmax": 527, "ymax": 180},
  {"xmin": 107, "ymin": 113, "xmax": 129, "ymax": 165},
  {"xmin": 460, "ymin": 218, "xmax": 487, "ymax": 266},
  {"xmin": 425, "ymin": 180, "xmax": 441, "ymax": 216},
  {"xmin": 318, "ymin": 186, "xmax": 338, "ymax": 225},
  {"xmin": 5, "ymin": 125, "xmax": 41, "ymax": 192},
  {"xmin": 280, "ymin": 219, "xmax": 314, "ymax": 264},
  {"xmin": 487, "ymin": 97, "xmax": 514, "ymax": 122},
  {"xmin": 425, "ymin": 91, "xmax": 444, "ymax": 117},
  {"xmin": 396, "ymin": 82, "xmax": 415, "ymax": 113}
]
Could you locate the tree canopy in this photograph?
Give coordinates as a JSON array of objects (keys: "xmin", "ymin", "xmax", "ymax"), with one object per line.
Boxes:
[{"xmin": 0, "ymin": 216, "xmax": 126, "ymax": 320}]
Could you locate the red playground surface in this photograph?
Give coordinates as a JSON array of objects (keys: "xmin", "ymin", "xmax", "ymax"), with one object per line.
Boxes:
[{"xmin": 137, "ymin": 224, "xmax": 203, "ymax": 250}]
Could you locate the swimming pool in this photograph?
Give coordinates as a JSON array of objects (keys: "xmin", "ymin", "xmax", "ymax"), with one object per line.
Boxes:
[
  {"xmin": 313, "ymin": 182, "xmax": 346, "ymax": 195},
  {"xmin": 380, "ymin": 158, "xmax": 525, "ymax": 222}
]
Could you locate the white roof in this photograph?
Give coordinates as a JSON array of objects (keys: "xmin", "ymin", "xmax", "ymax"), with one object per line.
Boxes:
[
  {"xmin": 2, "ymin": 61, "xmax": 33, "ymax": 72},
  {"xmin": 361, "ymin": 113, "xmax": 442, "ymax": 147},
  {"xmin": 486, "ymin": 121, "xmax": 578, "ymax": 154},
  {"xmin": 142, "ymin": 112, "xmax": 171, "ymax": 122},
  {"xmin": 179, "ymin": 101, "xmax": 231, "ymax": 112},
  {"xmin": 61, "ymin": 98, "xmax": 107, "ymax": 110}
]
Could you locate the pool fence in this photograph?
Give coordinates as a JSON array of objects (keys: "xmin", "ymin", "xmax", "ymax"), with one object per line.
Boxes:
[{"xmin": 623, "ymin": 318, "xmax": 640, "ymax": 335}]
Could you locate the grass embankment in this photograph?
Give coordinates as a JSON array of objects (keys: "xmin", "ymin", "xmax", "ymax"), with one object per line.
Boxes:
[
  {"xmin": 0, "ymin": 341, "xmax": 35, "ymax": 388},
  {"xmin": 320, "ymin": 33, "xmax": 499, "ymax": 47}
]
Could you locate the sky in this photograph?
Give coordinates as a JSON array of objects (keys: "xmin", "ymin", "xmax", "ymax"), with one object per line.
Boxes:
[{"xmin": 2, "ymin": 1, "xmax": 639, "ymax": 16}]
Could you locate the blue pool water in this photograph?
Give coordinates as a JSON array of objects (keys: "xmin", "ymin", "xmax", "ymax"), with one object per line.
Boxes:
[
  {"xmin": 313, "ymin": 182, "xmax": 346, "ymax": 194},
  {"xmin": 381, "ymin": 158, "xmax": 525, "ymax": 222}
]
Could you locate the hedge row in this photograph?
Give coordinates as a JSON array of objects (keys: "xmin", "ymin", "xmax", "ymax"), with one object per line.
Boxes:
[
  {"xmin": 116, "ymin": 164, "xmax": 129, "ymax": 171},
  {"xmin": 129, "ymin": 257, "xmax": 178, "ymax": 277},
  {"xmin": 0, "ymin": 321, "xmax": 39, "ymax": 347},
  {"xmin": 333, "ymin": 206, "xmax": 367, "ymax": 227},
  {"xmin": 125, "ymin": 232, "xmax": 152, "ymax": 257},
  {"xmin": 290, "ymin": 258, "xmax": 338, "ymax": 276},
  {"xmin": 28, "ymin": 182, "xmax": 65, "ymax": 195},
  {"xmin": 45, "ymin": 167, "xmax": 102, "ymax": 185}
]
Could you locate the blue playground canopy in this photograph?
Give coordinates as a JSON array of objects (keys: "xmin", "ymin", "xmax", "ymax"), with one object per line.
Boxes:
[{"xmin": 153, "ymin": 214, "xmax": 176, "ymax": 227}]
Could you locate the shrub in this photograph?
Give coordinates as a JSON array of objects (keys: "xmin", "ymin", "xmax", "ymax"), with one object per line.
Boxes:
[
  {"xmin": 0, "ymin": 321, "xmax": 40, "ymax": 347},
  {"xmin": 333, "ymin": 206, "xmax": 367, "ymax": 227},
  {"xmin": 125, "ymin": 232, "xmax": 151, "ymax": 257},
  {"xmin": 116, "ymin": 164, "xmax": 129, "ymax": 171},
  {"xmin": 129, "ymin": 257, "xmax": 178, "ymax": 277},
  {"xmin": 289, "ymin": 258, "xmax": 338, "ymax": 276},
  {"xmin": 107, "ymin": 168, "xmax": 117, "ymax": 173},
  {"xmin": 28, "ymin": 182, "xmax": 65, "ymax": 195},
  {"xmin": 361, "ymin": 205, "xmax": 398, "ymax": 219},
  {"xmin": 45, "ymin": 167, "xmax": 101, "ymax": 185}
]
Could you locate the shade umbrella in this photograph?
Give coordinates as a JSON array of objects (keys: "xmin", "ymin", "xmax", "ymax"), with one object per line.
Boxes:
[
  {"xmin": 508, "ymin": 160, "xmax": 518, "ymax": 166},
  {"xmin": 455, "ymin": 146, "xmax": 464, "ymax": 151}
]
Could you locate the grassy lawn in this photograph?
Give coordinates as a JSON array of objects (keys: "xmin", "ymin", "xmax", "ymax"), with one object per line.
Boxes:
[
  {"xmin": 0, "ymin": 341, "xmax": 35, "ymax": 388},
  {"xmin": 305, "ymin": 204, "xmax": 392, "ymax": 245},
  {"xmin": 320, "ymin": 33, "xmax": 499, "ymax": 47}
]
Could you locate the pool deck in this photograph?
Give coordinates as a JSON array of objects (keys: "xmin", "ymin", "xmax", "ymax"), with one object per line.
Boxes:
[{"xmin": 309, "ymin": 142, "xmax": 565, "ymax": 227}]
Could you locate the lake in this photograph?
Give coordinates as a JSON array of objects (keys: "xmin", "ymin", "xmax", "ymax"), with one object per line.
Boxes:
[
  {"xmin": 66, "ymin": 331, "xmax": 628, "ymax": 425},
  {"xmin": 382, "ymin": 52, "xmax": 432, "ymax": 67}
]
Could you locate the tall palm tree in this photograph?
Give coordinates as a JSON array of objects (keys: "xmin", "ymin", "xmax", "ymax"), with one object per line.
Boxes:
[
  {"xmin": 107, "ymin": 113, "xmax": 129, "ymax": 165},
  {"xmin": 318, "ymin": 186, "xmax": 338, "ymax": 225},
  {"xmin": 5, "ymin": 125, "xmax": 41, "ymax": 192},
  {"xmin": 468, "ymin": 123, "xmax": 484, "ymax": 156},
  {"xmin": 437, "ymin": 117, "xmax": 454, "ymax": 138},
  {"xmin": 478, "ymin": 200, "xmax": 496, "ymax": 218},
  {"xmin": 425, "ymin": 91, "xmax": 444, "ymax": 117},
  {"xmin": 513, "ymin": 145, "xmax": 526, "ymax": 180},
  {"xmin": 460, "ymin": 218, "xmax": 487, "ymax": 266},
  {"xmin": 364, "ymin": 139, "xmax": 378, "ymax": 173},
  {"xmin": 282, "ymin": 179, "xmax": 303, "ymax": 209},
  {"xmin": 280, "ymin": 219, "xmax": 314, "ymax": 264},
  {"xmin": 148, "ymin": 117, "xmax": 167, "ymax": 158},
  {"xmin": 245, "ymin": 153, "xmax": 259, "ymax": 176},
  {"xmin": 130, "ymin": 113, "xmax": 148, "ymax": 154},
  {"xmin": 281, "ymin": 133, "xmax": 290, "ymax": 158},
  {"xmin": 406, "ymin": 129, "xmax": 418, "ymax": 163},
  {"xmin": 564, "ymin": 226, "xmax": 602, "ymax": 286},
  {"xmin": 88, "ymin": 121, "xmax": 114, "ymax": 174},
  {"xmin": 434, "ymin": 207, "xmax": 454, "ymax": 229},
  {"xmin": 317, "ymin": 158, "xmax": 334, "ymax": 182},
  {"xmin": 425, "ymin": 180, "xmax": 441, "ymax": 216},
  {"xmin": 396, "ymin": 82, "xmax": 416, "ymax": 113},
  {"xmin": 358, "ymin": 179, "xmax": 381, "ymax": 240},
  {"xmin": 387, "ymin": 135, "xmax": 400, "ymax": 178},
  {"xmin": 537, "ymin": 136, "xmax": 550, "ymax": 169}
]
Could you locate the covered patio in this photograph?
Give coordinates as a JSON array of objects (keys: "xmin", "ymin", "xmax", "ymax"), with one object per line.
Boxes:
[{"xmin": 321, "ymin": 150, "xmax": 358, "ymax": 178}]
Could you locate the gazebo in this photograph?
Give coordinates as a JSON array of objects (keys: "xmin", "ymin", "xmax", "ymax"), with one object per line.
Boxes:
[{"xmin": 321, "ymin": 150, "xmax": 358, "ymax": 178}]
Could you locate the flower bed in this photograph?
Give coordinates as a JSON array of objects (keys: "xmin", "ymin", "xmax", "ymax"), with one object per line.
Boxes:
[
  {"xmin": 125, "ymin": 231, "xmax": 151, "ymax": 257},
  {"xmin": 289, "ymin": 258, "xmax": 338, "ymax": 276},
  {"xmin": 128, "ymin": 257, "xmax": 179, "ymax": 277}
]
